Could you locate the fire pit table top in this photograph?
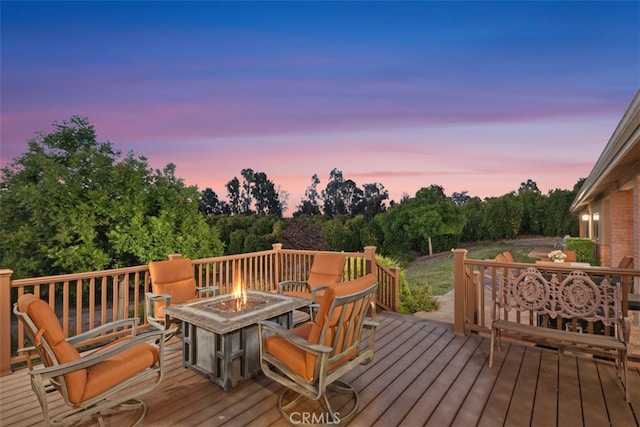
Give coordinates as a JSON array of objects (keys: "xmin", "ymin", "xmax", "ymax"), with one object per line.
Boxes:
[{"xmin": 164, "ymin": 290, "xmax": 310, "ymax": 334}]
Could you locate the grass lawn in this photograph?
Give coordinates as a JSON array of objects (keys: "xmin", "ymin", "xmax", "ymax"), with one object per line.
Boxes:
[{"xmin": 403, "ymin": 240, "xmax": 555, "ymax": 296}]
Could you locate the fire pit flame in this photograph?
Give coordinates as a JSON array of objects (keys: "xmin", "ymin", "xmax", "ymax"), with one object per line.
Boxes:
[
  {"xmin": 204, "ymin": 274, "xmax": 269, "ymax": 315},
  {"xmin": 232, "ymin": 277, "xmax": 248, "ymax": 312}
]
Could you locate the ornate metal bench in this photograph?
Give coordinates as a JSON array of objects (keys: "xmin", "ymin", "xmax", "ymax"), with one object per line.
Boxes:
[{"xmin": 490, "ymin": 267, "xmax": 630, "ymax": 401}]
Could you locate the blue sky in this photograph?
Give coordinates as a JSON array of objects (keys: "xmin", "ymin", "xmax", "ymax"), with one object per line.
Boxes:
[{"xmin": 1, "ymin": 1, "xmax": 638, "ymax": 210}]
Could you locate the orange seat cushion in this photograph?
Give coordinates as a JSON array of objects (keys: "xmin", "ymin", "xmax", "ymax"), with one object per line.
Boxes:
[
  {"xmin": 82, "ymin": 342, "xmax": 159, "ymax": 402},
  {"xmin": 265, "ymin": 323, "xmax": 317, "ymax": 381}
]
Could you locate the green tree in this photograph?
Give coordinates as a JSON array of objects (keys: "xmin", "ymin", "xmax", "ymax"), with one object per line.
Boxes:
[
  {"xmin": 108, "ymin": 164, "xmax": 224, "ymax": 264},
  {"xmin": 209, "ymin": 214, "xmax": 282, "ymax": 254},
  {"xmin": 0, "ymin": 116, "xmax": 224, "ymax": 278},
  {"xmin": 322, "ymin": 215, "xmax": 365, "ymax": 252},
  {"xmin": 322, "ymin": 168, "xmax": 352, "ymax": 218},
  {"xmin": 517, "ymin": 179, "xmax": 545, "ymax": 235},
  {"xmin": 482, "ymin": 193, "xmax": 523, "ymax": 239},
  {"xmin": 225, "ymin": 169, "xmax": 282, "ymax": 216},
  {"xmin": 199, "ymin": 187, "xmax": 230, "ymax": 216},
  {"xmin": 451, "ymin": 191, "xmax": 472, "ymax": 206},
  {"xmin": 376, "ymin": 186, "xmax": 466, "ymax": 259},
  {"xmin": 360, "ymin": 182, "xmax": 389, "ymax": 219},
  {"xmin": 460, "ymin": 197, "xmax": 485, "ymax": 241},
  {"xmin": 295, "ymin": 174, "xmax": 322, "ymax": 216},
  {"xmin": 226, "ymin": 177, "xmax": 242, "ymax": 215},
  {"xmin": 279, "ymin": 217, "xmax": 330, "ymax": 250},
  {"xmin": 542, "ymin": 188, "xmax": 579, "ymax": 237}
]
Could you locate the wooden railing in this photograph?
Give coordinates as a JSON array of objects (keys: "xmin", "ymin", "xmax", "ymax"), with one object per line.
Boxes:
[
  {"xmin": 452, "ymin": 249, "xmax": 640, "ymax": 358},
  {"xmin": 0, "ymin": 244, "xmax": 399, "ymax": 375}
]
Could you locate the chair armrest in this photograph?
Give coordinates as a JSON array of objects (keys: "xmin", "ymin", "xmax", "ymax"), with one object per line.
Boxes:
[
  {"xmin": 145, "ymin": 292, "xmax": 172, "ymax": 321},
  {"xmin": 18, "ymin": 346, "xmax": 42, "ymax": 369},
  {"xmin": 29, "ymin": 329, "xmax": 166, "ymax": 379},
  {"xmin": 259, "ymin": 320, "xmax": 331, "ymax": 354},
  {"xmin": 196, "ymin": 286, "xmax": 219, "ymax": 297},
  {"xmin": 278, "ymin": 280, "xmax": 309, "ymax": 294},
  {"xmin": 309, "ymin": 285, "xmax": 329, "ymax": 302},
  {"xmin": 363, "ymin": 319, "xmax": 379, "ymax": 329},
  {"xmin": 146, "ymin": 292, "xmax": 172, "ymax": 303},
  {"xmin": 66, "ymin": 318, "xmax": 140, "ymax": 345},
  {"xmin": 362, "ymin": 319, "xmax": 378, "ymax": 354}
]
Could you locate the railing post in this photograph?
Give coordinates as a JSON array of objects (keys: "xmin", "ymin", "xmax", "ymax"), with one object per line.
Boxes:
[
  {"xmin": 454, "ymin": 249, "xmax": 468, "ymax": 336},
  {"xmin": 0, "ymin": 269, "xmax": 14, "ymax": 376},
  {"xmin": 363, "ymin": 246, "xmax": 377, "ymax": 275},
  {"xmin": 389, "ymin": 266, "xmax": 400, "ymax": 312},
  {"xmin": 272, "ymin": 243, "xmax": 283, "ymax": 286}
]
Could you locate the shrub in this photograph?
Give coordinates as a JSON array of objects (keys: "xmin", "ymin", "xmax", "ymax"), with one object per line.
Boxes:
[
  {"xmin": 400, "ymin": 283, "xmax": 439, "ymax": 314},
  {"xmin": 372, "ymin": 254, "xmax": 438, "ymax": 314},
  {"xmin": 566, "ymin": 237, "xmax": 597, "ymax": 265}
]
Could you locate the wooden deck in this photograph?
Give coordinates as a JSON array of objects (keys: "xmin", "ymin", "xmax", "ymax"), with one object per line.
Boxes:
[{"xmin": 1, "ymin": 312, "xmax": 639, "ymax": 426}]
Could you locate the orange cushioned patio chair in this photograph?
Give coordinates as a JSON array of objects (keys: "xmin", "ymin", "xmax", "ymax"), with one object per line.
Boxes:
[
  {"xmin": 145, "ymin": 257, "xmax": 218, "ymax": 345},
  {"xmin": 14, "ymin": 294, "xmax": 165, "ymax": 426},
  {"xmin": 260, "ymin": 273, "xmax": 378, "ymax": 426},
  {"xmin": 562, "ymin": 250, "xmax": 577, "ymax": 262}
]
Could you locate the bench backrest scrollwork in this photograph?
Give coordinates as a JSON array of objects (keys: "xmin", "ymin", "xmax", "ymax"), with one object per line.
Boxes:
[{"xmin": 496, "ymin": 267, "xmax": 622, "ymax": 327}]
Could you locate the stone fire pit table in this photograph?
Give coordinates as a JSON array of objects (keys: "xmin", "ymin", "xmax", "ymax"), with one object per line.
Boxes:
[{"xmin": 164, "ymin": 290, "xmax": 309, "ymax": 392}]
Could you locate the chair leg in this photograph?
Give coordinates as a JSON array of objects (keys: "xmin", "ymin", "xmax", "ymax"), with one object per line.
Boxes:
[{"xmin": 93, "ymin": 399, "xmax": 148, "ymax": 427}]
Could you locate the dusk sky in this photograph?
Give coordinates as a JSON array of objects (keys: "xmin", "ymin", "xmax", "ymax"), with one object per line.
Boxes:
[{"xmin": 2, "ymin": 1, "xmax": 639, "ymax": 212}]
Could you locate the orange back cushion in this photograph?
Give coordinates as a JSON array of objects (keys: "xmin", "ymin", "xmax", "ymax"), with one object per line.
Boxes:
[
  {"xmin": 149, "ymin": 258, "xmax": 197, "ymax": 315},
  {"xmin": 17, "ymin": 294, "xmax": 87, "ymax": 404},
  {"xmin": 307, "ymin": 253, "xmax": 346, "ymax": 287}
]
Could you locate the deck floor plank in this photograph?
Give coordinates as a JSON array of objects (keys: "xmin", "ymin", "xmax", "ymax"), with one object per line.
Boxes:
[
  {"xmin": 450, "ymin": 341, "xmax": 509, "ymax": 427},
  {"xmin": 556, "ymin": 354, "xmax": 582, "ymax": 427},
  {"xmin": 531, "ymin": 349, "xmax": 559, "ymax": 426},
  {"xmin": 347, "ymin": 328, "xmax": 441, "ymax": 425},
  {"xmin": 503, "ymin": 345, "xmax": 541, "ymax": 427},
  {"xmin": 477, "ymin": 344, "xmax": 526, "ymax": 426},
  {"xmin": 401, "ymin": 334, "xmax": 482, "ymax": 426},
  {"xmin": 355, "ymin": 325, "xmax": 451, "ymax": 426},
  {"xmin": 2, "ymin": 312, "xmax": 638, "ymax": 427},
  {"xmin": 597, "ymin": 358, "xmax": 637, "ymax": 427},
  {"xmin": 577, "ymin": 356, "xmax": 612, "ymax": 427},
  {"xmin": 368, "ymin": 327, "xmax": 454, "ymax": 427},
  {"xmin": 424, "ymin": 337, "xmax": 490, "ymax": 427}
]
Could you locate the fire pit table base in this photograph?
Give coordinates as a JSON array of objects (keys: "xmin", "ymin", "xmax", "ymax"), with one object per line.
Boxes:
[
  {"xmin": 181, "ymin": 312, "xmax": 292, "ymax": 392},
  {"xmin": 164, "ymin": 291, "xmax": 310, "ymax": 392}
]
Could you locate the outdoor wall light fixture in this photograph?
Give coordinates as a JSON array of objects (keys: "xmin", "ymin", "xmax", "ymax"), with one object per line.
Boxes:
[
  {"xmin": 593, "ymin": 212, "xmax": 600, "ymax": 221},
  {"xmin": 581, "ymin": 214, "xmax": 590, "ymax": 221}
]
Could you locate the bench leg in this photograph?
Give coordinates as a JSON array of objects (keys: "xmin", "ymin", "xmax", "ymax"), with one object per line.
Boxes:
[
  {"xmin": 489, "ymin": 327, "xmax": 497, "ymax": 368},
  {"xmin": 622, "ymin": 350, "xmax": 629, "ymax": 402}
]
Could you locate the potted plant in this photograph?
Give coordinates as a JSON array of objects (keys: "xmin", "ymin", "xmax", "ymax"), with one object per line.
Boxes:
[{"xmin": 548, "ymin": 250, "xmax": 567, "ymax": 263}]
